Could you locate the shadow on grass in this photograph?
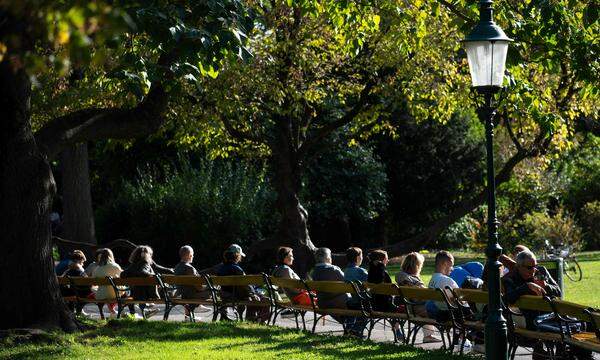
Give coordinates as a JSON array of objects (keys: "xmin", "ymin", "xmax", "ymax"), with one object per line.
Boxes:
[{"xmin": 2, "ymin": 320, "xmax": 468, "ymax": 360}]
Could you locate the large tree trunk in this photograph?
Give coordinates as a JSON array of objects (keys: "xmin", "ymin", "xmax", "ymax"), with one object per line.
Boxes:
[
  {"xmin": 0, "ymin": 61, "xmax": 77, "ymax": 331},
  {"xmin": 60, "ymin": 142, "xmax": 96, "ymax": 246}
]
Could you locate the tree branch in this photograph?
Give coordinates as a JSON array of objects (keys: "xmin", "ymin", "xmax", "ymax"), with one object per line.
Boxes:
[{"xmin": 438, "ymin": 0, "xmax": 475, "ymax": 23}]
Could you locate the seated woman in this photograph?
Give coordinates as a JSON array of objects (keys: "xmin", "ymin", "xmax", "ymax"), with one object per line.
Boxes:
[
  {"xmin": 121, "ymin": 245, "xmax": 162, "ymax": 318},
  {"xmin": 92, "ymin": 248, "xmax": 122, "ymax": 316},
  {"xmin": 215, "ymin": 244, "xmax": 270, "ymax": 323},
  {"xmin": 61, "ymin": 250, "xmax": 95, "ymax": 314},
  {"xmin": 367, "ymin": 250, "xmax": 403, "ymax": 340},
  {"xmin": 271, "ymin": 246, "xmax": 311, "ymax": 306},
  {"xmin": 395, "ymin": 252, "xmax": 440, "ymax": 343}
]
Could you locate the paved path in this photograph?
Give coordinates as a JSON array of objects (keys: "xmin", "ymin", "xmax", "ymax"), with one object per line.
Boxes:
[{"xmin": 81, "ymin": 304, "xmax": 590, "ymax": 359}]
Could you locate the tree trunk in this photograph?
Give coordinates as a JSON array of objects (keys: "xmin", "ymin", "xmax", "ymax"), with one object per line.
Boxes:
[
  {"xmin": 0, "ymin": 60, "xmax": 77, "ymax": 330},
  {"xmin": 60, "ymin": 142, "xmax": 96, "ymax": 246}
]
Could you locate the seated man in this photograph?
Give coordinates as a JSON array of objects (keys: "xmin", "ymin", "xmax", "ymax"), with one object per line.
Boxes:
[
  {"xmin": 173, "ymin": 245, "xmax": 212, "ymax": 318},
  {"xmin": 425, "ymin": 251, "xmax": 458, "ymax": 322},
  {"xmin": 214, "ymin": 244, "xmax": 269, "ymax": 323},
  {"xmin": 311, "ymin": 247, "xmax": 350, "ymax": 310},
  {"xmin": 502, "ymin": 250, "xmax": 560, "ymax": 330}
]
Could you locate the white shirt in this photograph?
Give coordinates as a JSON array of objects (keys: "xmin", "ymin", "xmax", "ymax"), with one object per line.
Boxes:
[
  {"xmin": 428, "ymin": 272, "xmax": 458, "ymax": 310},
  {"xmin": 92, "ymin": 262, "xmax": 123, "ymax": 300}
]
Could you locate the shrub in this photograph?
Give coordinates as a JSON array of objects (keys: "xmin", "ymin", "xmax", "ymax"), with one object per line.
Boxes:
[
  {"xmin": 581, "ymin": 201, "xmax": 600, "ymax": 250},
  {"xmin": 516, "ymin": 207, "xmax": 583, "ymax": 251},
  {"xmin": 95, "ymin": 159, "xmax": 277, "ymax": 268}
]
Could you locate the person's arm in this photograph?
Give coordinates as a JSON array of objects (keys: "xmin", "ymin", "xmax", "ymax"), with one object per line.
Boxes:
[
  {"xmin": 539, "ymin": 267, "xmax": 561, "ymax": 297},
  {"xmin": 359, "ymin": 268, "xmax": 368, "ymax": 282},
  {"xmin": 499, "ymin": 254, "xmax": 516, "ymax": 273},
  {"xmin": 502, "ymin": 276, "xmax": 531, "ymax": 304},
  {"xmin": 152, "ymin": 262, "xmax": 174, "ymax": 275}
]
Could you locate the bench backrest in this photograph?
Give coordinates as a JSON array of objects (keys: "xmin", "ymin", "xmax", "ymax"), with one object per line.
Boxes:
[
  {"xmin": 160, "ymin": 275, "xmax": 208, "ymax": 287},
  {"xmin": 454, "ymin": 289, "xmax": 489, "ymax": 305},
  {"xmin": 57, "ymin": 276, "xmax": 70, "ymax": 286},
  {"xmin": 513, "ymin": 295, "xmax": 553, "ymax": 312},
  {"xmin": 269, "ymin": 277, "xmax": 306, "ymax": 291},
  {"xmin": 305, "ymin": 280, "xmax": 356, "ymax": 294},
  {"xmin": 551, "ymin": 299, "xmax": 592, "ymax": 322},
  {"xmin": 209, "ymin": 275, "xmax": 266, "ymax": 287},
  {"xmin": 68, "ymin": 277, "xmax": 113, "ymax": 286},
  {"xmin": 111, "ymin": 277, "xmax": 161, "ymax": 287},
  {"xmin": 362, "ymin": 282, "xmax": 399, "ymax": 296},
  {"xmin": 398, "ymin": 286, "xmax": 445, "ymax": 302}
]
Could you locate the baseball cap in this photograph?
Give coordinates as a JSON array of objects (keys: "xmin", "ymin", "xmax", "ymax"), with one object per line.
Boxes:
[{"xmin": 226, "ymin": 244, "xmax": 246, "ymax": 257}]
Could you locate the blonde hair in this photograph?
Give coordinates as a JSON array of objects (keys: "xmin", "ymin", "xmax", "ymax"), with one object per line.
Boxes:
[
  {"xmin": 98, "ymin": 248, "xmax": 115, "ymax": 266},
  {"xmin": 401, "ymin": 252, "xmax": 424, "ymax": 275}
]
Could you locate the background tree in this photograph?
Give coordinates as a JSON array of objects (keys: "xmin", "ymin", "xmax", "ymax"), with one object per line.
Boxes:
[{"xmin": 0, "ymin": 0, "xmax": 252, "ymax": 330}]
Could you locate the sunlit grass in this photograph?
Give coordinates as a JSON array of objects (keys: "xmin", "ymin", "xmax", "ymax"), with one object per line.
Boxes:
[{"xmin": 1, "ymin": 320, "xmax": 471, "ymax": 360}]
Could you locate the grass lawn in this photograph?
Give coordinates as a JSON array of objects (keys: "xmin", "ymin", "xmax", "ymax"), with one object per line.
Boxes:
[
  {"xmin": 1, "ymin": 320, "xmax": 472, "ymax": 360},
  {"xmin": 388, "ymin": 251, "xmax": 600, "ymax": 308}
]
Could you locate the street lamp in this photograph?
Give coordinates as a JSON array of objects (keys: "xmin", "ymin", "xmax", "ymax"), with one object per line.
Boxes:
[{"xmin": 462, "ymin": 1, "xmax": 512, "ymax": 359}]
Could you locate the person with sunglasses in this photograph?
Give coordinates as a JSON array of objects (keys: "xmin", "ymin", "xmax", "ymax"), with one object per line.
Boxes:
[{"xmin": 502, "ymin": 250, "xmax": 562, "ymax": 360}]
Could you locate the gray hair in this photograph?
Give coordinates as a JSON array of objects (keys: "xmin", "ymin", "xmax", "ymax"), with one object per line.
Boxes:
[
  {"xmin": 315, "ymin": 247, "xmax": 332, "ymax": 264},
  {"xmin": 179, "ymin": 245, "xmax": 194, "ymax": 258},
  {"xmin": 515, "ymin": 250, "xmax": 536, "ymax": 267}
]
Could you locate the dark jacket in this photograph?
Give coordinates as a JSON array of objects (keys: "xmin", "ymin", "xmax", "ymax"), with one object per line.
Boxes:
[
  {"xmin": 215, "ymin": 262, "xmax": 254, "ymax": 299},
  {"xmin": 174, "ymin": 261, "xmax": 208, "ymax": 299},
  {"xmin": 121, "ymin": 261, "xmax": 160, "ymax": 301},
  {"xmin": 367, "ymin": 261, "xmax": 396, "ymax": 312},
  {"xmin": 502, "ymin": 266, "xmax": 561, "ymax": 329},
  {"xmin": 62, "ymin": 267, "xmax": 92, "ymax": 297},
  {"xmin": 311, "ymin": 263, "xmax": 350, "ymax": 309}
]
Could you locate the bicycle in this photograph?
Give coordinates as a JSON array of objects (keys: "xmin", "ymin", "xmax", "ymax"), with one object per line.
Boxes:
[{"xmin": 542, "ymin": 240, "xmax": 583, "ymax": 282}]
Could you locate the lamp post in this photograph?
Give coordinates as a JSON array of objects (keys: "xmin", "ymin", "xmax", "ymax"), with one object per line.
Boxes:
[{"xmin": 462, "ymin": 1, "xmax": 512, "ymax": 359}]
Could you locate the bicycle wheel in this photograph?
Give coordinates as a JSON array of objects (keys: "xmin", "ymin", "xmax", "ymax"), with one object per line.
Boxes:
[{"xmin": 563, "ymin": 258, "xmax": 583, "ymax": 282}]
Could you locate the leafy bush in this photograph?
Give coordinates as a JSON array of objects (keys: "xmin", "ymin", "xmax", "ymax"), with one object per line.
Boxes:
[
  {"xmin": 581, "ymin": 201, "xmax": 600, "ymax": 250},
  {"xmin": 516, "ymin": 207, "xmax": 583, "ymax": 251},
  {"xmin": 95, "ymin": 159, "xmax": 277, "ymax": 268}
]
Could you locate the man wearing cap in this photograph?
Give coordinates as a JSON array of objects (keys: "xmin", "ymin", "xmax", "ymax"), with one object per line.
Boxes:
[{"xmin": 214, "ymin": 244, "xmax": 269, "ymax": 323}]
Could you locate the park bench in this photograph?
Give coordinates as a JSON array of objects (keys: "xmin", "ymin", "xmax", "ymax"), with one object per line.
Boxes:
[
  {"xmin": 505, "ymin": 295, "xmax": 563, "ymax": 360},
  {"xmin": 397, "ymin": 286, "xmax": 456, "ymax": 350},
  {"xmin": 58, "ymin": 276, "xmax": 119, "ymax": 319},
  {"xmin": 547, "ymin": 298, "xmax": 600, "ymax": 354},
  {"xmin": 206, "ymin": 274, "xmax": 273, "ymax": 322},
  {"xmin": 304, "ymin": 280, "xmax": 369, "ymax": 334},
  {"xmin": 359, "ymin": 282, "xmax": 407, "ymax": 342},
  {"xmin": 109, "ymin": 276, "xmax": 168, "ymax": 319},
  {"xmin": 450, "ymin": 288, "xmax": 489, "ymax": 354},
  {"xmin": 159, "ymin": 274, "xmax": 215, "ymax": 322},
  {"xmin": 266, "ymin": 276, "xmax": 313, "ymax": 330}
]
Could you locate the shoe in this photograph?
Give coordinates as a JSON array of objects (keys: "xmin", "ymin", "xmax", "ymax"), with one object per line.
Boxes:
[
  {"xmin": 422, "ymin": 335, "xmax": 442, "ymax": 343},
  {"xmin": 144, "ymin": 307, "xmax": 160, "ymax": 319},
  {"xmin": 78, "ymin": 310, "xmax": 90, "ymax": 317},
  {"xmin": 133, "ymin": 313, "xmax": 144, "ymax": 320},
  {"xmin": 280, "ymin": 310, "xmax": 296, "ymax": 318}
]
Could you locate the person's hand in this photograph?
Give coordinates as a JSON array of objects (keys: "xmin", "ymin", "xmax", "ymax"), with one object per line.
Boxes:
[
  {"xmin": 533, "ymin": 278, "xmax": 547, "ymax": 288},
  {"xmin": 527, "ymin": 282, "xmax": 546, "ymax": 296}
]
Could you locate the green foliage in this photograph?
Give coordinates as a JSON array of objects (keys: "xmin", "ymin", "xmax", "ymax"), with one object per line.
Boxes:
[
  {"xmin": 303, "ymin": 140, "xmax": 388, "ymax": 221},
  {"xmin": 95, "ymin": 159, "xmax": 277, "ymax": 267},
  {"xmin": 581, "ymin": 201, "xmax": 600, "ymax": 250},
  {"xmin": 509, "ymin": 207, "xmax": 583, "ymax": 251}
]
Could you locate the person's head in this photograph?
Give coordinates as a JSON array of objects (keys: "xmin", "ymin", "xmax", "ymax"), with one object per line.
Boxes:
[
  {"xmin": 70, "ymin": 250, "xmax": 86, "ymax": 265},
  {"xmin": 315, "ymin": 247, "xmax": 332, "ymax": 264},
  {"xmin": 97, "ymin": 248, "xmax": 115, "ymax": 266},
  {"xmin": 179, "ymin": 245, "xmax": 194, "ymax": 263},
  {"xmin": 513, "ymin": 245, "xmax": 530, "ymax": 259},
  {"xmin": 276, "ymin": 246, "xmax": 294, "ymax": 266},
  {"xmin": 223, "ymin": 244, "xmax": 245, "ymax": 264},
  {"xmin": 129, "ymin": 245, "xmax": 153, "ymax": 264},
  {"xmin": 93, "ymin": 248, "xmax": 103, "ymax": 263},
  {"xmin": 401, "ymin": 252, "xmax": 425, "ymax": 276},
  {"xmin": 434, "ymin": 251, "xmax": 454, "ymax": 275},
  {"xmin": 369, "ymin": 250, "xmax": 389, "ymax": 266},
  {"xmin": 515, "ymin": 250, "xmax": 537, "ymax": 280},
  {"xmin": 346, "ymin": 247, "xmax": 363, "ymax": 266}
]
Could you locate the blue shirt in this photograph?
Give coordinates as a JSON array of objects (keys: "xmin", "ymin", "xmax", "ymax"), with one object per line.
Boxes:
[{"xmin": 343, "ymin": 264, "xmax": 368, "ymax": 282}]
